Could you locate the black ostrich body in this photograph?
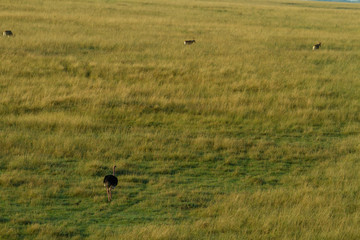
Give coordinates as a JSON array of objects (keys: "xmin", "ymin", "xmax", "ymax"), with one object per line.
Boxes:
[
  {"xmin": 103, "ymin": 165, "xmax": 118, "ymax": 201},
  {"xmin": 103, "ymin": 175, "xmax": 118, "ymax": 188}
]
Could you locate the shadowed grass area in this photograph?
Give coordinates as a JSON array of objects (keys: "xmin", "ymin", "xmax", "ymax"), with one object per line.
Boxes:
[{"xmin": 0, "ymin": 0, "xmax": 359, "ymax": 239}]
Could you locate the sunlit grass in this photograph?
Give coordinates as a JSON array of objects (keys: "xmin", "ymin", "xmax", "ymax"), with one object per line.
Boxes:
[{"xmin": 0, "ymin": 0, "xmax": 359, "ymax": 239}]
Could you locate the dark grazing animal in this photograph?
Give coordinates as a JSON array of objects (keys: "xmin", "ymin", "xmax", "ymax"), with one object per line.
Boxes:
[
  {"xmin": 2, "ymin": 30, "xmax": 13, "ymax": 37},
  {"xmin": 184, "ymin": 39, "xmax": 196, "ymax": 45},
  {"xmin": 313, "ymin": 42, "xmax": 321, "ymax": 50},
  {"xmin": 103, "ymin": 165, "xmax": 118, "ymax": 202}
]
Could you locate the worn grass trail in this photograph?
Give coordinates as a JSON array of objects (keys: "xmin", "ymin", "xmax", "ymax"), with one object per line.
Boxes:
[{"xmin": 0, "ymin": 0, "xmax": 359, "ymax": 239}]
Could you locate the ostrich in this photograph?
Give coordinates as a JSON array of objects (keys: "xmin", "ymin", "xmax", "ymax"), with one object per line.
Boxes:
[
  {"xmin": 103, "ymin": 165, "xmax": 118, "ymax": 202},
  {"xmin": 313, "ymin": 42, "xmax": 321, "ymax": 50}
]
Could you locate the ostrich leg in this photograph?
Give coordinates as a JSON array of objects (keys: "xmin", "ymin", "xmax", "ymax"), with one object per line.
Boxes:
[{"xmin": 107, "ymin": 188, "xmax": 110, "ymax": 201}]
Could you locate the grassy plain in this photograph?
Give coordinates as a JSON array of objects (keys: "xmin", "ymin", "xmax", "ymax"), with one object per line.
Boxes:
[{"xmin": 0, "ymin": 0, "xmax": 359, "ymax": 239}]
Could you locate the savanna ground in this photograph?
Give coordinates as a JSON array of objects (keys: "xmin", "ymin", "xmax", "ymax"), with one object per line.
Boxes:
[{"xmin": 0, "ymin": 0, "xmax": 359, "ymax": 239}]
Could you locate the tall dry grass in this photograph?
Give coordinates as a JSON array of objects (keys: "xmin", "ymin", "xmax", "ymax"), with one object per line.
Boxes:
[{"xmin": 0, "ymin": 0, "xmax": 359, "ymax": 239}]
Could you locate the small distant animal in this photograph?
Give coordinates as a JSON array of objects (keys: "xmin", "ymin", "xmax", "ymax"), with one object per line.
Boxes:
[
  {"xmin": 2, "ymin": 30, "xmax": 14, "ymax": 37},
  {"xmin": 184, "ymin": 40, "xmax": 196, "ymax": 45},
  {"xmin": 313, "ymin": 42, "xmax": 321, "ymax": 50},
  {"xmin": 103, "ymin": 165, "xmax": 118, "ymax": 202}
]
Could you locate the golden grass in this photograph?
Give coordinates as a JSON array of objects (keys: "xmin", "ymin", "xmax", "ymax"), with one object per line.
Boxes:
[{"xmin": 1, "ymin": 0, "xmax": 360, "ymax": 239}]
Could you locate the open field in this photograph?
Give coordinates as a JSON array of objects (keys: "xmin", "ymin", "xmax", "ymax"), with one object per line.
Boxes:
[{"xmin": 1, "ymin": 0, "xmax": 359, "ymax": 239}]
